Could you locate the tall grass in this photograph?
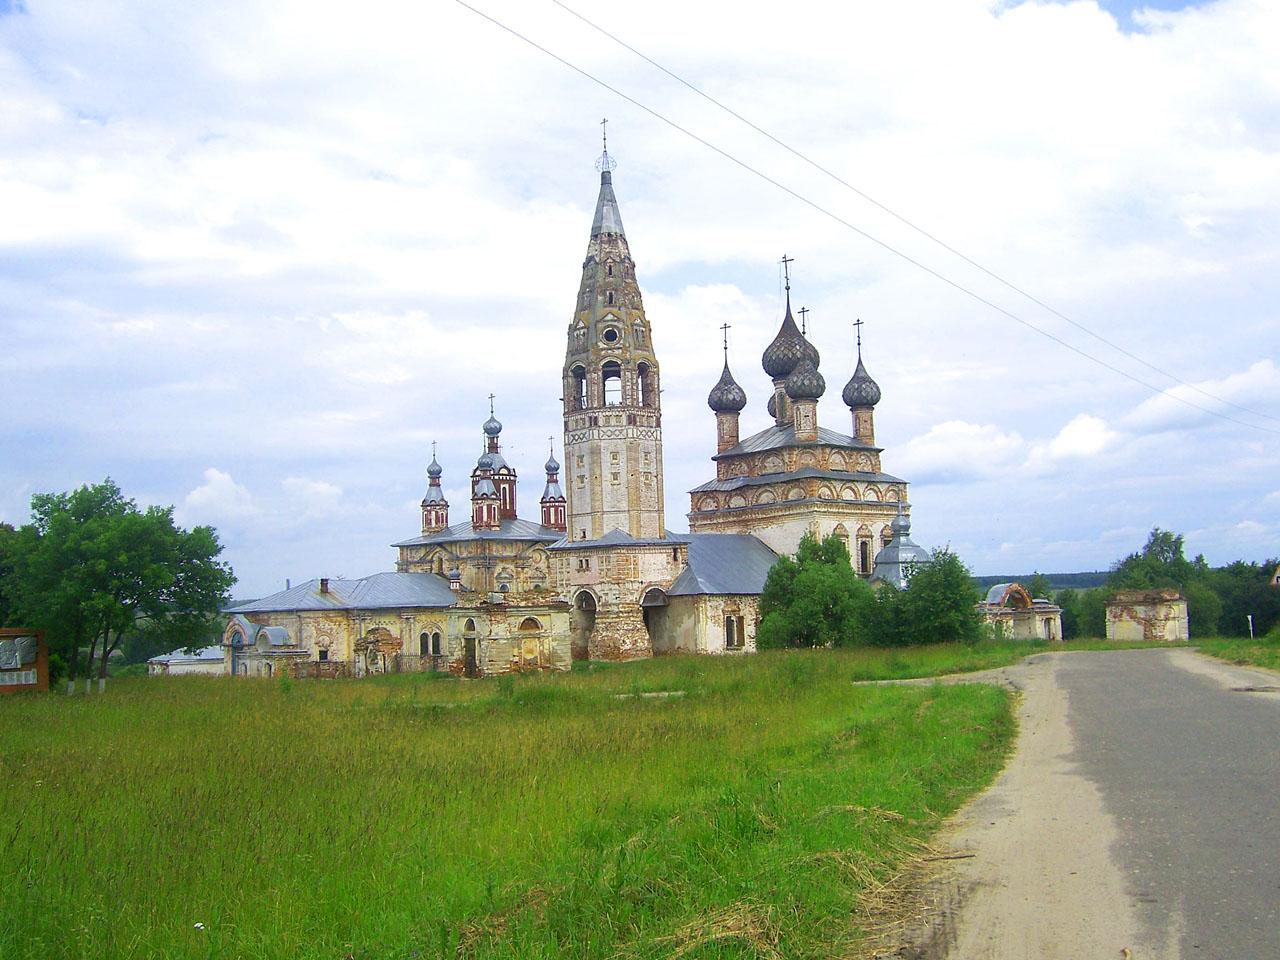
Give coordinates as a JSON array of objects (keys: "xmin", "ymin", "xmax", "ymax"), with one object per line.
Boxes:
[
  {"xmin": 1195, "ymin": 632, "xmax": 1280, "ymax": 671},
  {"xmin": 2, "ymin": 650, "xmax": 1013, "ymax": 959}
]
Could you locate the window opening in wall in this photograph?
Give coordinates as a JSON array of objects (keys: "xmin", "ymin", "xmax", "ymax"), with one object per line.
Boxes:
[
  {"xmin": 637, "ymin": 362, "xmax": 652, "ymax": 407},
  {"xmin": 318, "ymin": 648, "xmax": 329, "ymax": 662},
  {"xmin": 431, "ymin": 632, "xmax": 442, "ymax": 656},
  {"xmin": 602, "ymin": 361, "xmax": 622, "ymax": 405},
  {"xmin": 607, "ymin": 291, "xmax": 614, "ymax": 305},
  {"xmin": 419, "ymin": 632, "xmax": 429, "ymax": 657},
  {"xmin": 607, "ymin": 262, "xmax": 614, "ymax": 276},
  {"xmin": 572, "ymin": 365, "xmax": 587, "ymax": 409},
  {"xmin": 859, "ymin": 540, "xmax": 871, "ymax": 574},
  {"xmin": 603, "ymin": 326, "xmax": 619, "ymax": 343}
]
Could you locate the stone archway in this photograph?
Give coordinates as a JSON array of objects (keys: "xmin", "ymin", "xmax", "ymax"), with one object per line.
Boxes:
[
  {"xmin": 570, "ymin": 590, "xmax": 598, "ymax": 661},
  {"xmin": 640, "ymin": 587, "xmax": 669, "ymax": 653}
]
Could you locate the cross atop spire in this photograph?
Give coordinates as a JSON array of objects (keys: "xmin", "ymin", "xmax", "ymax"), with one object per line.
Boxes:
[
  {"xmin": 488, "ymin": 393, "xmax": 496, "ymax": 416},
  {"xmin": 780, "ymin": 254, "xmax": 794, "ymax": 292},
  {"xmin": 595, "ymin": 117, "xmax": 617, "ymax": 173},
  {"xmin": 720, "ymin": 322, "xmax": 731, "ymax": 356},
  {"xmin": 854, "ymin": 317, "xmax": 864, "ymax": 357},
  {"xmin": 798, "ymin": 306, "xmax": 809, "ymax": 335}
]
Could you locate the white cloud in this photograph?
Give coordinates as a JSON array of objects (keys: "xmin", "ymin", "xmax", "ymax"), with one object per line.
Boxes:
[
  {"xmin": 178, "ymin": 468, "xmax": 256, "ymax": 526},
  {"xmin": 894, "ymin": 421, "xmax": 1027, "ymax": 483},
  {"xmin": 1123, "ymin": 360, "xmax": 1280, "ymax": 434},
  {"xmin": 281, "ymin": 477, "xmax": 343, "ymax": 519}
]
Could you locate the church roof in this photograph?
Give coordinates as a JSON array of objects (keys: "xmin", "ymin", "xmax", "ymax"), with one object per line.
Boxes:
[
  {"xmin": 591, "ymin": 170, "xmax": 626, "ymax": 238},
  {"xmin": 713, "ymin": 423, "xmax": 882, "ymax": 459},
  {"xmin": 148, "ymin": 644, "xmax": 224, "ymax": 665},
  {"xmin": 547, "ymin": 528, "xmax": 690, "ymax": 551},
  {"xmin": 668, "ymin": 534, "xmax": 779, "ymax": 596},
  {"xmin": 393, "ymin": 517, "xmax": 562, "ymax": 547},
  {"xmin": 689, "ymin": 465, "xmax": 905, "ymax": 495},
  {"xmin": 226, "ymin": 572, "xmax": 457, "ymax": 613}
]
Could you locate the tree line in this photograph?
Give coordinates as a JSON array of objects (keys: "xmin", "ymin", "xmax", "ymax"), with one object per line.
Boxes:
[{"xmin": 0, "ymin": 479, "xmax": 235, "ymax": 686}]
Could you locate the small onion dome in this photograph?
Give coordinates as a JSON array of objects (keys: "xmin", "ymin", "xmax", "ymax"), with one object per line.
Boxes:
[
  {"xmin": 784, "ymin": 354, "xmax": 826, "ymax": 400},
  {"xmin": 767, "ymin": 392, "xmax": 778, "ymax": 419},
  {"xmin": 448, "ymin": 568, "xmax": 461, "ymax": 580},
  {"xmin": 545, "ymin": 452, "xmax": 560, "ymax": 473},
  {"xmin": 761, "ymin": 305, "xmax": 808, "ymax": 380},
  {"xmin": 482, "ymin": 414, "xmax": 503, "ymax": 438},
  {"xmin": 890, "ymin": 509, "xmax": 911, "ymax": 538},
  {"xmin": 842, "ymin": 355, "xmax": 881, "ymax": 408},
  {"xmin": 476, "ymin": 451, "xmax": 494, "ymax": 471},
  {"xmin": 707, "ymin": 361, "xmax": 747, "ymax": 413},
  {"xmin": 426, "ymin": 455, "xmax": 443, "ymax": 479}
]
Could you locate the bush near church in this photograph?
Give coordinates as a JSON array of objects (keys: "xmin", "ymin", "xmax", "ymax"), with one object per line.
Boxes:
[{"xmin": 757, "ymin": 533, "xmax": 983, "ymax": 648}]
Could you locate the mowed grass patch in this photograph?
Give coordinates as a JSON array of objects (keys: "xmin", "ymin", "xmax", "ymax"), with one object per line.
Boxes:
[
  {"xmin": 836, "ymin": 637, "xmax": 1176, "ymax": 681},
  {"xmin": 1, "ymin": 651, "xmax": 1013, "ymax": 959}
]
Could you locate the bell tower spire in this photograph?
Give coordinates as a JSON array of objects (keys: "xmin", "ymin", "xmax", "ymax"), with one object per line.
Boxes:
[{"xmin": 562, "ymin": 135, "xmax": 665, "ymax": 541}]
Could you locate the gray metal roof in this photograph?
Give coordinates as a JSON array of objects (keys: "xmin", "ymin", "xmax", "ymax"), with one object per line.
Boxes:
[
  {"xmin": 547, "ymin": 528, "xmax": 690, "ymax": 551},
  {"xmin": 394, "ymin": 517, "xmax": 562, "ymax": 548},
  {"xmin": 713, "ymin": 423, "xmax": 881, "ymax": 459},
  {"xmin": 225, "ymin": 572, "xmax": 457, "ymax": 613},
  {"xmin": 870, "ymin": 520, "xmax": 930, "ymax": 591},
  {"xmin": 541, "ymin": 480, "xmax": 564, "ymax": 500},
  {"xmin": 689, "ymin": 466, "xmax": 905, "ymax": 495},
  {"xmin": 591, "ymin": 170, "xmax": 625, "ymax": 238},
  {"xmin": 148, "ymin": 644, "xmax": 224, "ymax": 664},
  {"xmin": 669, "ymin": 534, "xmax": 779, "ymax": 596}
]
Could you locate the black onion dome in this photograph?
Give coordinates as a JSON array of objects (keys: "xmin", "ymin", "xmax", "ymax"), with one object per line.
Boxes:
[
  {"xmin": 766, "ymin": 392, "xmax": 778, "ymax": 419},
  {"xmin": 842, "ymin": 355, "xmax": 881, "ymax": 408},
  {"xmin": 707, "ymin": 361, "xmax": 747, "ymax": 413},
  {"xmin": 784, "ymin": 354, "xmax": 826, "ymax": 400},
  {"xmin": 761, "ymin": 304, "xmax": 808, "ymax": 380}
]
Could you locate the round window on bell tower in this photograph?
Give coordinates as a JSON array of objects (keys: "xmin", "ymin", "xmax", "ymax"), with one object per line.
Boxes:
[{"xmin": 602, "ymin": 327, "xmax": 620, "ymax": 344}]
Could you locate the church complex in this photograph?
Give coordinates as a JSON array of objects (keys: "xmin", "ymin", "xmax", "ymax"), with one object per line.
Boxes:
[{"xmin": 222, "ymin": 147, "xmax": 924, "ymax": 677}]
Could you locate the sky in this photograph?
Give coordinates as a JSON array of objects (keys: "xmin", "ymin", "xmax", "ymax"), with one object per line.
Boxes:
[{"xmin": 2, "ymin": 0, "xmax": 1277, "ymax": 598}]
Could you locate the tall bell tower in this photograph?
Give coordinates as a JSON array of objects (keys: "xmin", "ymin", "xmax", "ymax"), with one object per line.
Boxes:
[{"xmin": 562, "ymin": 131, "xmax": 665, "ymax": 541}]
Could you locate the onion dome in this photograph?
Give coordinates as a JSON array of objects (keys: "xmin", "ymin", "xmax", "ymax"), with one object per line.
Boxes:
[
  {"xmin": 707, "ymin": 361, "xmax": 747, "ymax": 413},
  {"xmin": 545, "ymin": 451, "xmax": 560, "ymax": 473},
  {"xmin": 784, "ymin": 354, "xmax": 826, "ymax": 400},
  {"xmin": 761, "ymin": 301, "xmax": 809, "ymax": 380},
  {"xmin": 482, "ymin": 414, "xmax": 502, "ymax": 438},
  {"xmin": 426, "ymin": 454, "xmax": 443, "ymax": 479},
  {"xmin": 767, "ymin": 393, "xmax": 778, "ymax": 419},
  {"xmin": 842, "ymin": 355, "xmax": 881, "ymax": 408},
  {"xmin": 476, "ymin": 451, "xmax": 494, "ymax": 471},
  {"xmin": 890, "ymin": 509, "xmax": 911, "ymax": 538},
  {"xmin": 448, "ymin": 568, "xmax": 461, "ymax": 581}
]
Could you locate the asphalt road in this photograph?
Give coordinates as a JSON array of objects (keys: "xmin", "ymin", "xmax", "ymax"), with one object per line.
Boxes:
[{"xmin": 1060, "ymin": 649, "xmax": 1280, "ymax": 958}]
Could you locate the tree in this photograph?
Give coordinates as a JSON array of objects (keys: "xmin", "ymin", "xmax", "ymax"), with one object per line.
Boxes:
[
  {"xmin": 1027, "ymin": 571, "xmax": 1053, "ymax": 601},
  {"xmin": 1108, "ymin": 528, "xmax": 1218, "ymax": 635},
  {"xmin": 758, "ymin": 532, "xmax": 877, "ymax": 649},
  {"xmin": 895, "ymin": 548, "xmax": 984, "ymax": 644},
  {"xmin": 7, "ymin": 479, "xmax": 235, "ymax": 684},
  {"xmin": 1209, "ymin": 560, "xmax": 1280, "ymax": 637}
]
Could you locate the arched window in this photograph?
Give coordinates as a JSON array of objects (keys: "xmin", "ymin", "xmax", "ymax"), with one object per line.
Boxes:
[
  {"xmin": 419, "ymin": 631, "xmax": 430, "ymax": 657},
  {"xmin": 859, "ymin": 540, "xmax": 871, "ymax": 574},
  {"xmin": 431, "ymin": 632, "xmax": 442, "ymax": 656},
  {"xmin": 519, "ymin": 617, "xmax": 541, "ymax": 631},
  {"xmin": 601, "ymin": 361, "xmax": 622, "ymax": 405},
  {"xmin": 571, "ymin": 365, "xmax": 587, "ymax": 409},
  {"xmin": 463, "ymin": 618, "xmax": 477, "ymax": 634},
  {"xmin": 264, "ymin": 662, "xmax": 273, "ymax": 678},
  {"xmin": 607, "ymin": 261, "xmax": 614, "ymax": 277},
  {"xmin": 607, "ymin": 291, "xmax": 614, "ymax": 305},
  {"xmin": 637, "ymin": 362, "xmax": 652, "ymax": 407}
]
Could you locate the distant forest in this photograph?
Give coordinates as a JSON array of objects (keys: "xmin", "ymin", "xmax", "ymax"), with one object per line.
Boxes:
[{"xmin": 973, "ymin": 572, "xmax": 1109, "ymax": 590}]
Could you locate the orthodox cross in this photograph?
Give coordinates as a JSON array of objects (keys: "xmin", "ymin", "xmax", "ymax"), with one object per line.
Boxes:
[
  {"xmin": 431, "ymin": 440, "xmax": 437, "ymax": 459},
  {"xmin": 488, "ymin": 393, "xmax": 496, "ymax": 416},
  {"xmin": 719, "ymin": 322, "xmax": 731, "ymax": 357},
  {"xmin": 596, "ymin": 118, "xmax": 617, "ymax": 172},
  {"xmin": 548, "ymin": 436, "xmax": 556, "ymax": 458},
  {"xmin": 601, "ymin": 117, "xmax": 608, "ymax": 152},
  {"xmin": 854, "ymin": 317, "xmax": 864, "ymax": 357},
  {"xmin": 798, "ymin": 306, "xmax": 809, "ymax": 335},
  {"xmin": 779, "ymin": 254, "xmax": 793, "ymax": 291}
]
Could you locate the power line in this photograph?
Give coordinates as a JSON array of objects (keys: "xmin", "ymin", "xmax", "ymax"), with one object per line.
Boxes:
[
  {"xmin": 548, "ymin": 0, "xmax": 1279, "ymax": 427},
  {"xmin": 452, "ymin": 0, "xmax": 1278, "ymax": 437}
]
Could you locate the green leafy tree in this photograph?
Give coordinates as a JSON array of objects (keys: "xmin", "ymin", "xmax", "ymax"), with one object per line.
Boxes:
[
  {"xmin": 7, "ymin": 479, "xmax": 235, "ymax": 683},
  {"xmin": 0, "ymin": 521, "xmax": 17, "ymax": 625},
  {"xmin": 1057, "ymin": 588, "xmax": 1080, "ymax": 639},
  {"xmin": 1027, "ymin": 571, "xmax": 1053, "ymax": 601},
  {"xmin": 1209, "ymin": 560, "xmax": 1280, "ymax": 637},
  {"xmin": 895, "ymin": 548, "xmax": 984, "ymax": 644},
  {"xmin": 758, "ymin": 532, "xmax": 877, "ymax": 649}
]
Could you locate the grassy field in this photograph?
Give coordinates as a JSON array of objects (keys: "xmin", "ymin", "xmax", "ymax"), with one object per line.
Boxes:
[
  {"xmin": 1194, "ymin": 633, "xmax": 1280, "ymax": 671},
  {"xmin": 2, "ymin": 649, "xmax": 1017, "ymax": 960}
]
